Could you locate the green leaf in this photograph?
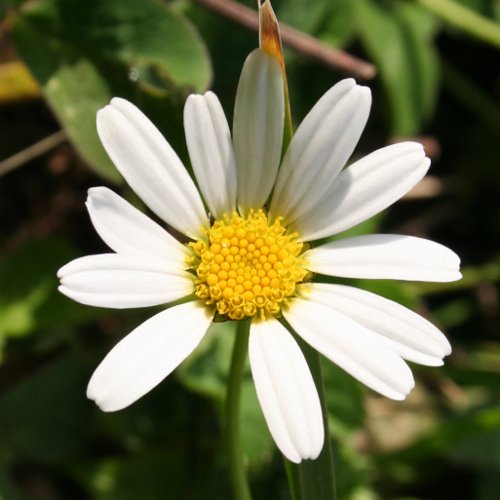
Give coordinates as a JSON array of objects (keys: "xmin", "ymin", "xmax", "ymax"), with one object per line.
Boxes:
[
  {"xmin": 239, "ymin": 378, "xmax": 275, "ymax": 467},
  {"xmin": 13, "ymin": 0, "xmax": 211, "ymax": 181},
  {"xmin": 433, "ymin": 297, "xmax": 475, "ymax": 329},
  {"xmin": 417, "ymin": 0, "xmax": 500, "ymax": 49},
  {"xmin": 321, "ymin": 360, "xmax": 366, "ymax": 438},
  {"xmin": 0, "ymin": 349, "xmax": 92, "ymax": 462},
  {"xmin": 276, "ymin": 0, "xmax": 332, "ymax": 34},
  {"xmin": 0, "ymin": 238, "xmax": 103, "ymax": 360},
  {"xmin": 176, "ymin": 320, "xmax": 235, "ymax": 400},
  {"xmin": 354, "ymin": 0, "xmax": 440, "ymax": 136},
  {"xmin": 71, "ymin": 451, "xmax": 193, "ymax": 500},
  {"xmin": 319, "ymin": 0, "xmax": 355, "ymax": 48}
]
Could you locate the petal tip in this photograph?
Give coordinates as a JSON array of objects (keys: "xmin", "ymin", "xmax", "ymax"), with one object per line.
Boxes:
[
  {"xmin": 109, "ymin": 96, "xmax": 129, "ymax": 108},
  {"xmin": 87, "ymin": 186, "xmax": 105, "ymax": 199}
]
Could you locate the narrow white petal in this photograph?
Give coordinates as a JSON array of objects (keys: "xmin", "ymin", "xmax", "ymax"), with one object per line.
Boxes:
[
  {"xmin": 86, "ymin": 187, "xmax": 188, "ymax": 263},
  {"xmin": 305, "ymin": 234, "xmax": 462, "ymax": 282},
  {"xmin": 96, "ymin": 98, "xmax": 208, "ymax": 239},
  {"xmin": 58, "ymin": 253, "xmax": 181, "ymax": 277},
  {"xmin": 249, "ymin": 319, "xmax": 324, "ymax": 463},
  {"xmin": 58, "ymin": 254, "xmax": 193, "ymax": 308},
  {"xmin": 294, "ymin": 142, "xmax": 431, "ymax": 241},
  {"xmin": 233, "ymin": 49, "xmax": 284, "ymax": 213},
  {"xmin": 270, "ymin": 79, "xmax": 371, "ymax": 223},
  {"xmin": 284, "ymin": 298, "xmax": 415, "ymax": 400},
  {"xmin": 87, "ymin": 302, "xmax": 213, "ymax": 411},
  {"xmin": 301, "ymin": 283, "xmax": 451, "ymax": 366},
  {"xmin": 184, "ymin": 91, "xmax": 237, "ymax": 218}
]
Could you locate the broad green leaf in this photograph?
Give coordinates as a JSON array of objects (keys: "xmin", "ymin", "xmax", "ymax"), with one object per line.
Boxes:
[
  {"xmin": 433, "ymin": 297, "xmax": 475, "ymax": 329},
  {"xmin": 319, "ymin": 0, "xmax": 355, "ymax": 48},
  {"xmin": 354, "ymin": 0, "xmax": 440, "ymax": 136},
  {"xmin": 70, "ymin": 451, "xmax": 195, "ymax": 499},
  {"xmin": 0, "ymin": 238, "xmax": 103, "ymax": 361},
  {"xmin": 13, "ymin": 0, "xmax": 211, "ymax": 181},
  {"xmin": 0, "ymin": 350, "xmax": 91, "ymax": 462},
  {"xmin": 417, "ymin": 0, "xmax": 500, "ymax": 49},
  {"xmin": 275, "ymin": 0, "xmax": 332, "ymax": 34},
  {"xmin": 0, "ymin": 61, "xmax": 40, "ymax": 103},
  {"xmin": 240, "ymin": 378, "xmax": 275, "ymax": 467},
  {"xmin": 495, "ymin": 0, "xmax": 500, "ymax": 21}
]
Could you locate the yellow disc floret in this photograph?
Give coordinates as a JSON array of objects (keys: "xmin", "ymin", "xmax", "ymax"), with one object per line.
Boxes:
[{"xmin": 190, "ymin": 210, "xmax": 308, "ymax": 320}]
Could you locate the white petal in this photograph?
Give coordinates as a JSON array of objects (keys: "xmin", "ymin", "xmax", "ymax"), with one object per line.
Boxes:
[
  {"xmin": 293, "ymin": 142, "xmax": 431, "ymax": 241},
  {"xmin": 86, "ymin": 187, "xmax": 188, "ymax": 263},
  {"xmin": 305, "ymin": 234, "xmax": 462, "ymax": 282},
  {"xmin": 233, "ymin": 49, "xmax": 284, "ymax": 213},
  {"xmin": 184, "ymin": 91, "xmax": 237, "ymax": 218},
  {"xmin": 58, "ymin": 254, "xmax": 194, "ymax": 308},
  {"xmin": 284, "ymin": 297, "xmax": 415, "ymax": 400},
  {"xmin": 249, "ymin": 319, "xmax": 324, "ymax": 463},
  {"xmin": 270, "ymin": 79, "xmax": 371, "ymax": 223},
  {"xmin": 87, "ymin": 301, "xmax": 213, "ymax": 411},
  {"xmin": 96, "ymin": 98, "xmax": 208, "ymax": 240},
  {"xmin": 302, "ymin": 283, "xmax": 451, "ymax": 366}
]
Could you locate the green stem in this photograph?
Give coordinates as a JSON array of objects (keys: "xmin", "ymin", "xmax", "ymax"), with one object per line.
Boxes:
[
  {"xmin": 225, "ymin": 319, "xmax": 252, "ymax": 500},
  {"xmin": 277, "ymin": 19, "xmax": 336, "ymax": 498},
  {"xmin": 285, "ymin": 342, "xmax": 337, "ymax": 500},
  {"xmin": 416, "ymin": 0, "xmax": 500, "ymax": 49}
]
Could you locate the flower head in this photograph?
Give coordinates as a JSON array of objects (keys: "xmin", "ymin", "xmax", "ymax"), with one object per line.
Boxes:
[{"xmin": 58, "ymin": 49, "xmax": 460, "ymax": 464}]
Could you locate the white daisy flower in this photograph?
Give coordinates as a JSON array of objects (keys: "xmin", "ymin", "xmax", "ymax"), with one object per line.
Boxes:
[{"xmin": 58, "ymin": 49, "xmax": 461, "ymax": 464}]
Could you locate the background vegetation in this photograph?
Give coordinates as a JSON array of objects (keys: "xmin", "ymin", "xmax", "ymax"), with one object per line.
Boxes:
[{"xmin": 0, "ymin": 0, "xmax": 499, "ymax": 498}]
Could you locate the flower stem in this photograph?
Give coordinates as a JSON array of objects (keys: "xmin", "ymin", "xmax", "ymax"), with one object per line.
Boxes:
[
  {"xmin": 285, "ymin": 342, "xmax": 337, "ymax": 500},
  {"xmin": 225, "ymin": 319, "xmax": 252, "ymax": 500}
]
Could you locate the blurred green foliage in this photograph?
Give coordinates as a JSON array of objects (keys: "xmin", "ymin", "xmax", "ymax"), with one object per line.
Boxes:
[
  {"xmin": 13, "ymin": 0, "xmax": 212, "ymax": 181},
  {"xmin": 0, "ymin": 0, "xmax": 499, "ymax": 498}
]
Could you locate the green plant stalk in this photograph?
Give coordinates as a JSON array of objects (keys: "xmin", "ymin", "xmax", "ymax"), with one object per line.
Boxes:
[
  {"xmin": 279, "ymin": 41, "xmax": 336, "ymax": 496},
  {"xmin": 416, "ymin": 0, "xmax": 500, "ymax": 49},
  {"xmin": 284, "ymin": 342, "xmax": 337, "ymax": 500},
  {"xmin": 225, "ymin": 319, "xmax": 252, "ymax": 500},
  {"xmin": 281, "ymin": 74, "xmax": 293, "ymax": 156}
]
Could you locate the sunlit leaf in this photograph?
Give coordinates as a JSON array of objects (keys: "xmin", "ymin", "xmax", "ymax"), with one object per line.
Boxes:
[
  {"xmin": 276, "ymin": 0, "xmax": 331, "ymax": 34},
  {"xmin": 71, "ymin": 451, "xmax": 194, "ymax": 499},
  {"xmin": 0, "ymin": 61, "xmax": 40, "ymax": 103},
  {"xmin": 0, "ymin": 238, "xmax": 103, "ymax": 360},
  {"xmin": 354, "ymin": 0, "xmax": 440, "ymax": 136},
  {"xmin": 13, "ymin": 0, "xmax": 211, "ymax": 181}
]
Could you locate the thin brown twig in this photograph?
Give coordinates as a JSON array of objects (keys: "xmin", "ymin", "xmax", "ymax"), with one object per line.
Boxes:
[
  {"xmin": 190, "ymin": 0, "xmax": 376, "ymax": 80},
  {"xmin": 0, "ymin": 130, "xmax": 67, "ymax": 176}
]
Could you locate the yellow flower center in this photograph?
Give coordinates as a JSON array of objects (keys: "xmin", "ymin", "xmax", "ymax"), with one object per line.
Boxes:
[{"xmin": 190, "ymin": 210, "xmax": 308, "ymax": 320}]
